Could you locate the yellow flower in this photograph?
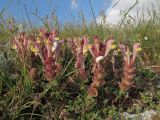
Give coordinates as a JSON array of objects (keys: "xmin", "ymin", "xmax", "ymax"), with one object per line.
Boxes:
[
  {"xmin": 117, "ymin": 49, "xmax": 121, "ymax": 52},
  {"xmin": 125, "ymin": 48, "xmax": 130, "ymax": 56},
  {"xmin": 135, "ymin": 47, "xmax": 142, "ymax": 52},
  {"xmin": 83, "ymin": 45, "xmax": 91, "ymax": 54},
  {"xmin": 44, "ymin": 39, "xmax": 49, "ymax": 45},
  {"xmin": 12, "ymin": 44, "xmax": 17, "ymax": 49},
  {"xmin": 54, "ymin": 37, "xmax": 60, "ymax": 41},
  {"xmin": 37, "ymin": 37, "xmax": 41, "ymax": 43},
  {"xmin": 30, "ymin": 46, "xmax": 38, "ymax": 53},
  {"xmin": 109, "ymin": 44, "xmax": 116, "ymax": 49},
  {"xmin": 39, "ymin": 32, "xmax": 43, "ymax": 37}
]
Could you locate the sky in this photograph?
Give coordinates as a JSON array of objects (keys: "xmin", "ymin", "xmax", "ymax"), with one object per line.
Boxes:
[
  {"xmin": 97, "ymin": 0, "xmax": 159, "ymax": 25},
  {"xmin": 0, "ymin": 0, "xmax": 111, "ymax": 26},
  {"xmin": 0, "ymin": 0, "xmax": 159, "ymax": 26}
]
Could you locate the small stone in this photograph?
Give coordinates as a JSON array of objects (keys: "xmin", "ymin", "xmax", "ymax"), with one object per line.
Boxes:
[
  {"xmin": 123, "ymin": 110, "xmax": 158, "ymax": 120},
  {"xmin": 141, "ymin": 110, "xmax": 157, "ymax": 120}
]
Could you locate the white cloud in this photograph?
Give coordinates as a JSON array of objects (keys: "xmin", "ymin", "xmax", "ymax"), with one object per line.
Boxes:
[
  {"xmin": 71, "ymin": 0, "xmax": 78, "ymax": 9},
  {"xmin": 97, "ymin": 0, "xmax": 159, "ymax": 25}
]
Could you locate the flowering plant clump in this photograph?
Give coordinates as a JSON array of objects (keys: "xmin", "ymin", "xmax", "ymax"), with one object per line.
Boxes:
[
  {"xmin": 12, "ymin": 32, "xmax": 30, "ymax": 61},
  {"xmin": 12, "ymin": 32, "xmax": 39, "ymax": 80},
  {"xmin": 87, "ymin": 36, "xmax": 115, "ymax": 97},
  {"xmin": 12, "ymin": 29, "xmax": 142, "ymax": 92},
  {"xmin": 119, "ymin": 43, "xmax": 141, "ymax": 91},
  {"xmin": 68, "ymin": 36, "xmax": 90, "ymax": 80},
  {"xmin": 29, "ymin": 29, "xmax": 63, "ymax": 81}
]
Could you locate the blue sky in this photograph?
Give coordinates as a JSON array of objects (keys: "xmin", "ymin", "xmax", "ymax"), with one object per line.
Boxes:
[{"xmin": 0, "ymin": 0, "xmax": 112, "ymax": 25}]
